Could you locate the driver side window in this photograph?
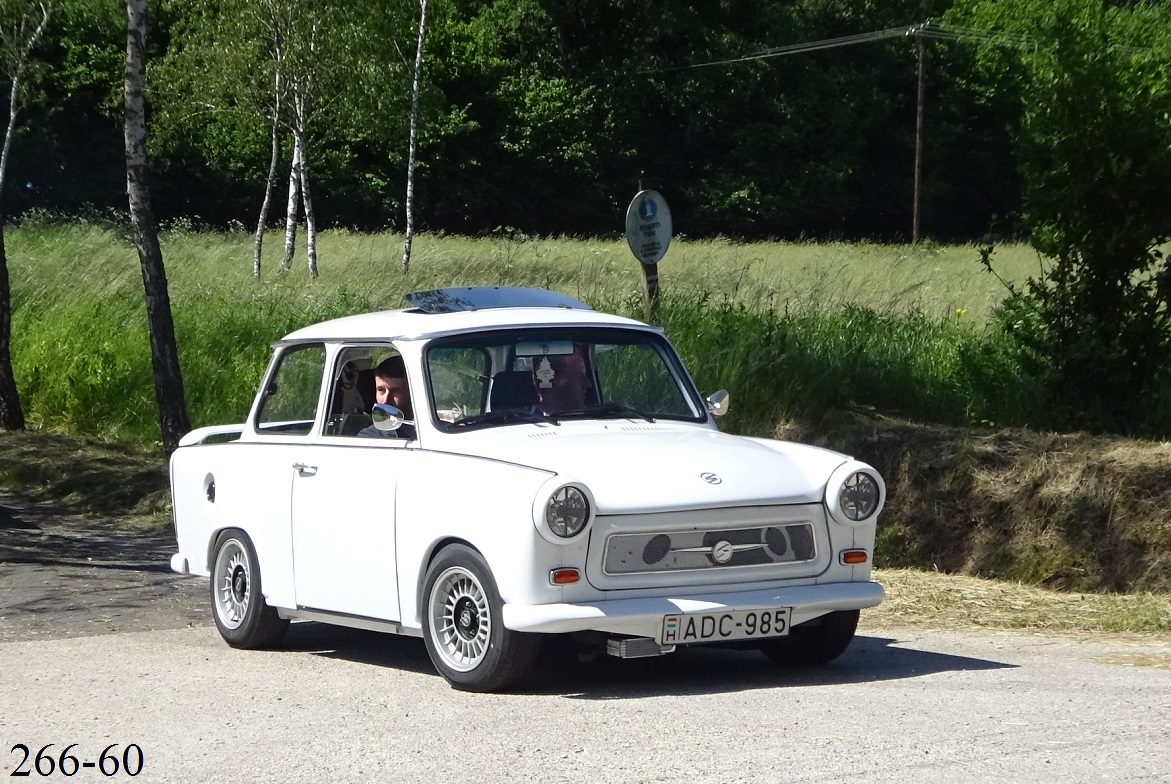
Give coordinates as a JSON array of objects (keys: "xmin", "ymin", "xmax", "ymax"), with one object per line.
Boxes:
[{"xmin": 325, "ymin": 346, "xmax": 410, "ymax": 437}]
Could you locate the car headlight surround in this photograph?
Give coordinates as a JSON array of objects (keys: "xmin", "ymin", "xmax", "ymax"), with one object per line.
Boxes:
[
  {"xmin": 826, "ymin": 463, "xmax": 885, "ymax": 527},
  {"xmin": 839, "ymin": 472, "xmax": 880, "ymax": 521},
  {"xmin": 546, "ymin": 485, "xmax": 590, "ymax": 537},
  {"xmin": 533, "ymin": 479, "xmax": 595, "ymax": 544}
]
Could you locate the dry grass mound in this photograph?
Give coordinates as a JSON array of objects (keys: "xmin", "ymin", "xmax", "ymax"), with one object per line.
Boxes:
[
  {"xmin": 783, "ymin": 417, "xmax": 1171, "ymax": 593},
  {"xmin": 869, "ymin": 569, "xmax": 1171, "ymax": 634}
]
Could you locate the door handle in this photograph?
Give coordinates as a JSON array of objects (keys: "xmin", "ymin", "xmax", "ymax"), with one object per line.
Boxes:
[{"xmin": 293, "ymin": 462, "xmax": 318, "ymax": 476}]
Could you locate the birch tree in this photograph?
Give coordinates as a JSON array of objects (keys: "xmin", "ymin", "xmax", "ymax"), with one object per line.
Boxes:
[
  {"xmin": 154, "ymin": 0, "xmax": 292, "ymax": 278},
  {"xmin": 278, "ymin": 9, "xmax": 322, "ymax": 278},
  {"xmin": 400, "ymin": 0, "xmax": 427, "ymax": 274},
  {"xmin": 252, "ymin": 0, "xmax": 290, "ymax": 278},
  {"xmin": 156, "ymin": 0, "xmax": 410, "ymax": 279},
  {"xmin": 278, "ymin": 127, "xmax": 301, "ymax": 271},
  {"xmin": 0, "ymin": 0, "xmax": 49, "ymax": 431},
  {"xmin": 125, "ymin": 0, "xmax": 190, "ymax": 451}
]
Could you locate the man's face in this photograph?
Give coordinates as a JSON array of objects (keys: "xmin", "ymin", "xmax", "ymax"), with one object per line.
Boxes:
[
  {"xmin": 540, "ymin": 353, "xmax": 590, "ymax": 413},
  {"xmin": 375, "ymin": 374, "xmax": 412, "ymax": 418}
]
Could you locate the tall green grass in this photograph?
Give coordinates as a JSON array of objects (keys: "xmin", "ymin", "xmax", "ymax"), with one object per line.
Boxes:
[{"xmin": 7, "ymin": 220, "xmax": 1044, "ymax": 444}]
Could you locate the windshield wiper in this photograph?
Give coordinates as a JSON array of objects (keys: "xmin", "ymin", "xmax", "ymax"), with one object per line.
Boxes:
[
  {"xmin": 556, "ymin": 403, "xmax": 656, "ymax": 423},
  {"xmin": 450, "ymin": 409, "xmax": 558, "ymax": 428}
]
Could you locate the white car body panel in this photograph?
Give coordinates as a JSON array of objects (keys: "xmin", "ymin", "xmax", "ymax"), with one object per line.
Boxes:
[
  {"xmin": 289, "ymin": 440, "xmax": 412, "ymax": 620},
  {"xmin": 171, "ymin": 441, "xmax": 299, "ymax": 609},
  {"xmin": 428, "ymin": 424, "xmax": 847, "ymax": 513}
]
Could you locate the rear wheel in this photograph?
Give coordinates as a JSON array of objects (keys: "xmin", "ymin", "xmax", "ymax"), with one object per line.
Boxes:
[
  {"xmin": 422, "ymin": 545, "xmax": 540, "ymax": 692},
  {"xmin": 760, "ymin": 609, "xmax": 859, "ymax": 666},
  {"xmin": 210, "ymin": 529, "xmax": 289, "ymax": 649}
]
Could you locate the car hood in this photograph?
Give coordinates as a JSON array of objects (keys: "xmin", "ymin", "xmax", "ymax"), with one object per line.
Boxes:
[{"xmin": 437, "ymin": 423, "xmax": 850, "ymax": 514}]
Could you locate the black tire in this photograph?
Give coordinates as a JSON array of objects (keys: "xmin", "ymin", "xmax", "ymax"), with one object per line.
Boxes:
[
  {"xmin": 210, "ymin": 529, "xmax": 289, "ymax": 649},
  {"xmin": 760, "ymin": 609, "xmax": 859, "ymax": 666},
  {"xmin": 421, "ymin": 544, "xmax": 540, "ymax": 692}
]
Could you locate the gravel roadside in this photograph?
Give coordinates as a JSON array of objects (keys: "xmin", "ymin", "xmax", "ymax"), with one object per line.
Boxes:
[{"xmin": 0, "ymin": 496, "xmax": 208, "ymax": 643}]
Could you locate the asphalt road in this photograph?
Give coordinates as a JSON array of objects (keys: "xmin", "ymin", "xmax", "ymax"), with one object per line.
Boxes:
[
  {"xmin": 3, "ymin": 499, "xmax": 1171, "ymax": 783},
  {"xmin": 3, "ymin": 611, "xmax": 1171, "ymax": 782}
]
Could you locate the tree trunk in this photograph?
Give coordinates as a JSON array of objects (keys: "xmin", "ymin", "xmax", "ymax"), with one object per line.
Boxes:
[
  {"xmin": 401, "ymin": 0, "xmax": 428, "ymax": 274},
  {"xmin": 254, "ymin": 71, "xmax": 283, "ymax": 278},
  {"xmin": 297, "ymin": 131, "xmax": 318, "ymax": 279},
  {"xmin": 125, "ymin": 0, "xmax": 190, "ymax": 453},
  {"xmin": 291, "ymin": 92, "xmax": 318, "ymax": 279},
  {"xmin": 0, "ymin": 1, "xmax": 49, "ymax": 431},
  {"xmin": 280, "ymin": 132, "xmax": 302, "ymax": 271},
  {"xmin": 0, "ymin": 228, "xmax": 22, "ymax": 430},
  {"xmin": 0, "ymin": 51, "xmax": 24, "ymax": 198}
]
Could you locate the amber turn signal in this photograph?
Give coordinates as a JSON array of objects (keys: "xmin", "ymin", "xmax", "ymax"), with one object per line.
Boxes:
[
  {"xmin": 839, "ymin": 549, "xmax": 869, "ymax": 565},
  {"xmin": 549, "ymin": 568, "xmax": 580, "ymax": 585}
]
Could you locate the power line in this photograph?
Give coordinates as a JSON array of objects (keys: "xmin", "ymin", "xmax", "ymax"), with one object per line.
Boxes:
[
  {"xmin": 659, "ymin": 26, "xmax": 912, "ymax": 72},
  {"xmin": 653, "ymin": 20, "xmax": 1161, "ymax": 73}
]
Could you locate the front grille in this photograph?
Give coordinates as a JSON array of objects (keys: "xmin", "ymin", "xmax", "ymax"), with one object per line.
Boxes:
[{"xmin": 604, "ymin": 522, "xmax": 817, "ymax": 576}]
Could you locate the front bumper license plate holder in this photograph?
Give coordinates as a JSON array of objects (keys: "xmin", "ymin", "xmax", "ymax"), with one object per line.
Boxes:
[{"xmin": 660, "ymin": 607, "xmax": 792, "ymax": 645}]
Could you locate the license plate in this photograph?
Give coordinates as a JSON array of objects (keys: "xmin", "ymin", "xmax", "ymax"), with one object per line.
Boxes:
[{"xmin": 660, "ymin": 607, "xmax": 792, "ymax": 645}]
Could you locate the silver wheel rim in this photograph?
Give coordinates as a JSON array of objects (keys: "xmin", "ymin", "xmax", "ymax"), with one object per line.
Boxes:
[
  {"xmin": 428, "ymin": 566, "xmax": 491, "ymax": 673},
  {"xmin": 213, "ymin": 538, "xmax": 251, "ymax": 630}
]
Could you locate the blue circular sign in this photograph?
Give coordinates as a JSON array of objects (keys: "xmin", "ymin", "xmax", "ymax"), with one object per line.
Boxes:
[{"xmin": 625, "ymin": 190, "xmax": 672, "ymax": 264}]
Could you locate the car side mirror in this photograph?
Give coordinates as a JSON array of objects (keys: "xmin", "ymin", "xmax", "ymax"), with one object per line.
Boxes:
[
  {"xmin": 371, "ymin": 403, "xmax": 406, "ymax": 431},
  {"xmin": 706, "ymin": 389, "xmax": 730, "ymax": 417}
]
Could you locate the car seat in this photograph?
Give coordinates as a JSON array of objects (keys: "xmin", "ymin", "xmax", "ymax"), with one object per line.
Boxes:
[{"xmin": 489, "ymin": 370, "xmax": 538, "ymax": 410}]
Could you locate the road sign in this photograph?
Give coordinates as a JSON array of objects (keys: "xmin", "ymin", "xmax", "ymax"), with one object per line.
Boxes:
[{"xmin": 625, "ymin": 190, "xmax": 672, "ymax": 264}]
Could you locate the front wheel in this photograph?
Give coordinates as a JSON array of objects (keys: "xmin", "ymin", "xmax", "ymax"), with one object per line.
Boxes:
[
  {"xmin": 421, "ymin": 545, "xmax": 540, "ymax": 692},
  {"xmin": 760, "ymin": 609, "xmax": 859, "ymax": 666},
  {"xmin": 210, "ymin": 529, "xmax": 289, "ymax": 649}
]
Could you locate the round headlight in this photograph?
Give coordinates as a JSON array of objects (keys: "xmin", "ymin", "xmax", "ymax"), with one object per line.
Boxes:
[
  {"xmin": 839, "ymin": 472, "xmax": 880, "ymax": 521},
  {"xmin": 545, "ymin": 486, "xmax": 590, "ymax": 538}
]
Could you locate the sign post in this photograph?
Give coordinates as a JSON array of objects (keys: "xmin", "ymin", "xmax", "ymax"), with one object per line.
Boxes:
[{"xmin": 625, "ymin": 189, "xmax": 672, "ymax": 315}]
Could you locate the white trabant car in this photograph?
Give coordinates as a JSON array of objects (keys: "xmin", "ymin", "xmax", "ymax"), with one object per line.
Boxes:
[{"xmin": 169, "ymin": 286, "xmax": 885, "ymax": 691}]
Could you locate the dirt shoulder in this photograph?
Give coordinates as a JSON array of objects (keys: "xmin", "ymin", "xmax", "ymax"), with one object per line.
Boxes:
[{"xmin": 0, "ymin": 495, "xmax": 208, "ymax": 643}]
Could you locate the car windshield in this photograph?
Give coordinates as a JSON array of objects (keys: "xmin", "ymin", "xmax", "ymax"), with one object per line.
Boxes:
[{"xmin": 425, "ymin": 328, "xmax": 705, "ymax": 430}]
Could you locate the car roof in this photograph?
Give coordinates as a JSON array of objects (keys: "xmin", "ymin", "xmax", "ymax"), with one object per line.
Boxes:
[{"xmin": 279, "ymin": 300, "xmax": 654, "ymax": 344}]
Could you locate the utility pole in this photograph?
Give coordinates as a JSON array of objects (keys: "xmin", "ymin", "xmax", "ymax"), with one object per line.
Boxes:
[{"xmin": 912, "ymin": 23, "xmax": 929, "ymax": 244}]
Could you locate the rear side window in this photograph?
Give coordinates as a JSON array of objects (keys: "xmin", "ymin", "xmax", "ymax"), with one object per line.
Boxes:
[{"xmin": 255, "ymin": 344, "xmax": 326, "ymax": 435}]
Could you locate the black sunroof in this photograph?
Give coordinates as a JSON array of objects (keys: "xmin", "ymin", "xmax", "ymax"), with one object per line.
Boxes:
[{"xmin": 404, "ymin": 286, "xmax": 592, "ymax": 314}]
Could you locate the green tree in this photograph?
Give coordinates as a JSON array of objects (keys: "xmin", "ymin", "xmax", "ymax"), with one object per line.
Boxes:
[
  {"xmin": 953, "ymin": 0, "xmax": 1171, "ymax": 432},
  {"xmin": 153, "ymin": 0, "xmax": 412, "ymax": 276}
]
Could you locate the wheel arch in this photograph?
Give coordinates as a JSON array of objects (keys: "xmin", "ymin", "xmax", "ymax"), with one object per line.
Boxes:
[
  {"xmin": 206, "ymin": 525, "xmax": 242, "ymax": 574},
  {"xmin": 415, "ymin": 536, "xmax": 483, "ymax": 620}
]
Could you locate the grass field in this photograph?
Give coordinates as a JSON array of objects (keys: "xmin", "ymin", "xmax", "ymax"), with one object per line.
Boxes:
[
  {"xmin": 6, "ymin": 221, "xmax": 1041, "ymax": 440},
  {"xmin": 8, "ymin": 221, "xmax": 1041, "ymax": 319}
]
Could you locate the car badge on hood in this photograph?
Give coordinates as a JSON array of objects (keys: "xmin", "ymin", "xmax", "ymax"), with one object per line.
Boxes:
[
  {"xmin": 701, "ymin": 472, "xmax": 722, "ymax": 485},
  {"xmin": 710, "ymin": 540, "xmax": 734, "ymax": 563}
]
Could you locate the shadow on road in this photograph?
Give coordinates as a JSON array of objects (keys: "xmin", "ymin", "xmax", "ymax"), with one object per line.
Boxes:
[
  {"xmin": 287, "ymin": 622, "xmax": 437, "ymax": 677},
  {"xmin": 1, "ymin": 500, "xmax": 208, "ymax": 642},
  {"xmin": 286, "ymin": 622, "xmax": 1016, "ymax": 698},
  {"xmin": 0, "ymin": 503, "xmax": 172, "ymax": 572}
]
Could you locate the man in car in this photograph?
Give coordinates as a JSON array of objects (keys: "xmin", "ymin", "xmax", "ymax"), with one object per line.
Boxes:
[
  {"xmin": 359, "ymin": 355, "xmax": 416, "ymax": 439},
  {"xmin": 534, "ymin": 348, "xmax": 593, "ymax": 414}
]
